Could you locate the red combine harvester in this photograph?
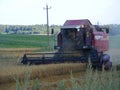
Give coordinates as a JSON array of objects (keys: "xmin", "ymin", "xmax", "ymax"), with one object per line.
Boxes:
[{"xmin": 21, "ymin": 19, "xmax": 112, "ymax": 70}]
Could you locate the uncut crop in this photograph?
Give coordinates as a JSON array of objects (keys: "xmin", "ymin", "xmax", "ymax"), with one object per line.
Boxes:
[
  {"xmin": 16, "ymin": 66, "xmax": 120, "ymax": 90},
  {"xmin": 0, "ymin": 63, "xmax": 86, "ymax": 84}
]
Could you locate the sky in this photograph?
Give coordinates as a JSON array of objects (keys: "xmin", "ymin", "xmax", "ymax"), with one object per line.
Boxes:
[{"xmin": 0, "ymin": 0, "xmax": 120, "ymax": 25}]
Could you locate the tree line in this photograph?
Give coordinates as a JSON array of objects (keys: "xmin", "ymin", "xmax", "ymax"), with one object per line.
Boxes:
[
  {"xmin": 0, "ymin": 24, "xmax": 60, "ymax": 35},
  {"xmin": 109, "ymin": 24, "xmax": 120, "ymax": 35},
  {"xmin": 0, "ymin": 24, "xmax": 119, "ymax": 35}
]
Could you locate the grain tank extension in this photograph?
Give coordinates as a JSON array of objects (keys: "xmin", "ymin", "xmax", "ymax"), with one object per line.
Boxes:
[{"xmin": 21, "ymin": 19, "xmax": 112, "ymax": 70}]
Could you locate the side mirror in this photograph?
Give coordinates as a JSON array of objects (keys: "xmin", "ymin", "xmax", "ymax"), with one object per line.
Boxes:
[
  {"xmin": 106, "ymin": 28, "xmax": 109, "ymax": 34},
  {"xmin": 51, "ymin": 28, "xmax": 54, "ymax": 34}
]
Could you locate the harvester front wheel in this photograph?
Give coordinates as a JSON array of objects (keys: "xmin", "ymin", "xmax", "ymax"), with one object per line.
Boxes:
[{"xmin": 101, "ymin": 54, "xmax": 112, "ymax": 70}]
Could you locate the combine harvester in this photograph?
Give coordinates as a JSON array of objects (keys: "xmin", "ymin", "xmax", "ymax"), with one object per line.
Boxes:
[{"xmin": 21, "ymin": 19, "xmax": 112, "ymax": 70}]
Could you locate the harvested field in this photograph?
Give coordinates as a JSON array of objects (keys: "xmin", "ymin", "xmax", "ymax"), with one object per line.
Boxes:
[{"xmin": 0, "ymin": 48, "xmax": 38, "ymax": 66}]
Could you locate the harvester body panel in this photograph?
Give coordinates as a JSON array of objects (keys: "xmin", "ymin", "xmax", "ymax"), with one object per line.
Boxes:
[{"xmin": 93, "ymin": 31, "xmax": 109, "ymax": 52}]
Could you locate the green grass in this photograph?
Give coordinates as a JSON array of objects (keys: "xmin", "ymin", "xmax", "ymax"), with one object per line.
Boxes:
[
  {"xmin": 109, "ymin": 35, "xmax": 120, "ymax": 49},
  {"xmin": 0, "ymin": 34, "xmax": 54, "ymax": 50}
]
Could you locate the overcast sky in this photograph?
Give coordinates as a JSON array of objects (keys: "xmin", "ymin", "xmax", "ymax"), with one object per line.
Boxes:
[{"xmin": 0, "ymin": 0, "xmax": 120, "ymax": 25}]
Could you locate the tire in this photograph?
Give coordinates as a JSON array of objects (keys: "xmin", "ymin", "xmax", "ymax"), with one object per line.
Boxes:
[
  {"xmin": 100, "ymin": 54, "xmax": 110, "ymax": 64},
  {"xmin": 104, "ymin": 61, "xmax": 112, "ymax": 70}
]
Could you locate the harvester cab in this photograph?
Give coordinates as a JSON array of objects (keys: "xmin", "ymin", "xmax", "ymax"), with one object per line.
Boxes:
[
  {"xmin": 21, "ymin": 19, "xmax": 112, "ymax": 70},
  {"xmin": 56, "ymin": 20, "xmax": 109, "ymax": 52},
  {"xmin": 56, "ymin": 23, "xmax": 93, "ymax": 50}
]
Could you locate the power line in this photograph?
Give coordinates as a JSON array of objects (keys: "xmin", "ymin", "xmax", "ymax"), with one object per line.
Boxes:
[{"xmin": 43, "ymin": 4, "xmax": 51, "ymax": 50}]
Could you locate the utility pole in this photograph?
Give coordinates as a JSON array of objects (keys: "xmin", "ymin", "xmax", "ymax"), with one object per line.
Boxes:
[{"xmin": 43, "ymin": 4, "xmax": 51, "ymax": 50}]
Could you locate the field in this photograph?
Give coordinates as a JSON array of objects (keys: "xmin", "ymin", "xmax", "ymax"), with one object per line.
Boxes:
[
  {"xmin": 0, "ymin": 34, "xmax": 54, "ymax": 51},
  {"xmin": 0, "ymin": 34, "xmax": 120, "ymax": 90},
  {"xmin": 109, "ymin": 35, "xmax": 120, "ymax": 49},
  {"xmin": 109, "ymin": 35, "xmax": 120, "ymax": 65}
]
